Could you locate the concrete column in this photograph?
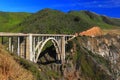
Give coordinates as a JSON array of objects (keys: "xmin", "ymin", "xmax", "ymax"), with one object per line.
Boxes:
[
  {"xmin": 11, "ymin": 37, "xmax": 14, "ymax": 53},
  {"xmin": 17, "ymin": 37, "xmax": 20, "ymax": 56},
  {"xmin": 57, "ymin": 38, "xmax": 61, "ymax": 61},
  {"xmin": 61, "ymin": 36, "xmax": 65, "ymax": 64},
  {"xmin": 29, "ymin": 34, "xmax": 33, "ymax": 61},
  {"xmin": 9, "ymin": 37, "xmax": 12, "ymax": 52},
  {"xmin": 26, "ymin": 34, "xmax": 33, "ymax": 61},
  {"xmin": 33, "ymin": 36, "xmax": 36, "ymax": 62},
  {"xmin": 26, "ymin": 36, "xmax": 29, "ymax": 60}
]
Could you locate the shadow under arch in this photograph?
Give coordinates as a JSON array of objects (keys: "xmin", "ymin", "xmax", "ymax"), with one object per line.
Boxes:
[
  {"xmin": 34, "ymin": 37, "xmax": 61, "ymax": 63},
  {"xmin": 37, "ymin": 45, "xmax": 58, "ymax": 65}
]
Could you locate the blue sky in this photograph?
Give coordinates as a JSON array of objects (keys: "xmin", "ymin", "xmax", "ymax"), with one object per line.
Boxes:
[{"xmin": 0, "ymin": 0, "xmax": 120, "ymax": 18}]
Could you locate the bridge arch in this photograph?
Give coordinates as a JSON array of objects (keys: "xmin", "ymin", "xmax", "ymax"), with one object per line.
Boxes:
[{"xmin": 34, "ymin": 37, "xmax": 61, "ymax": 63}]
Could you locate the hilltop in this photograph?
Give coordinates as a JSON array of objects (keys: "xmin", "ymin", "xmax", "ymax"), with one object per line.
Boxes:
[
  {"xmin": 13, "ymin": 9, "xmax": 84, "ymax": 34},
  {"xmin": 69, "ymin": 10, "xmax": 120, "ymax": 28},
  {"xmin": 8, "ymin": 8, "xmax": 120, "ymax": 34}
]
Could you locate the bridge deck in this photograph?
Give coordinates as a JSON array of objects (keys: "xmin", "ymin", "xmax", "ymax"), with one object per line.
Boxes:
[{"xmin": 0, "ymin": 33, "xmax": 74, "ymax": 37}]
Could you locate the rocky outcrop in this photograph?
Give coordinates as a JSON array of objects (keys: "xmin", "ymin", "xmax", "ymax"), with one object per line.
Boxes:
[
  {"xmin": 63, "ymin": 37, "xmax": 114, "ymax": 80},
  {"xmin": 77, "ymin": 34, "xmax": 120, "ymax": 80}
]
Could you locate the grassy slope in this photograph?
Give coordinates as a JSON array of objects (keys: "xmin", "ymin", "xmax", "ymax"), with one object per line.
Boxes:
[
  {"xmin": 0, "ymin": 9, "xmax": 120, "ymax": 34},
  {"xmin": 69, "ymin": 10, "xmax": 120, "ymax": 29},
  {"xmin": 0, "ymin": 44, "xmax": 61, "ymax": 80},
  {"xmin": 13, "ymin": 9, "xmax": 88, "ymax": 34},
  {"xmin": 12, "ymin": 9, "xmax": 120, "ymax": 34},
  {"xmin": 0, "ymin": 44, "xmax": 35, "ymax": 80},
  {"xmin": 103, "ymin": 28, "xmax": 120, "ymax": 35},
  {"xmin": 0, "ymin": 12, "xmax": 31, "ymax": 32}
]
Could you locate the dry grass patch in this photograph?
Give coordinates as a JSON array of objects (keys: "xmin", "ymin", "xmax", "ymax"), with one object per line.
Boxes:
[
  {"xmin": 103, "ymin": 29, "xmax": 120, "ymax": 35},
  {"xmin": 0, "ymin": 45, "xmax": 35, "ymax": 80}
]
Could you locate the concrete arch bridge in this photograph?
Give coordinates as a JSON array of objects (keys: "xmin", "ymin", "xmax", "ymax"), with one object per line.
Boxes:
[{"xmin": 0, "ymin": 33, "xmax": 74, "ymax": 64}]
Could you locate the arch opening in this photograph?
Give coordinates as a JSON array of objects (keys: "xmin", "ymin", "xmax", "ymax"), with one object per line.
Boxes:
[{"xmin": 34, "ymin": 38, "xmax": 61, "ymax": 64}]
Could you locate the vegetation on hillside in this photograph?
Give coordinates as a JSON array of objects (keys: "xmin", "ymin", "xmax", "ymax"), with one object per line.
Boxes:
[
  {"xmin": 69, "ymin": 10, "xmax": 120, "ymax": 29},
  {"xmin": 0, "ymin": 9, "xmax": 119, "ymax": 34},
  {"xmin": 0, "ymin": 12, "xmax": 31, "ymax": 32},
  {"xmin": 13, "ymin": 9, "xmax": 88, "ymax": 34},
  {"xmin": 11, "ymin": 9, "xmax": 120, "ymax": 34}
]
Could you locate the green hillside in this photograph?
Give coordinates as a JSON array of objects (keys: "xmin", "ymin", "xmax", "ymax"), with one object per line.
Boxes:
[
  {"xmin": 13, "ymin": 9, "xmax": 92, "ymax": 34},
  {"xmin": 12, "ymin": 9, "xmax": 120, "ymax": 34},
  {"xmin": 69, "ymin": 10, "xmax": 120, "ymax": 29},
  {"xmin": 0, "ymin": 12, "xmax": 31, "ymax": 32},
  {"xmin": 0, "ymin": 9, "xmax": 120, "ymax": 34}
]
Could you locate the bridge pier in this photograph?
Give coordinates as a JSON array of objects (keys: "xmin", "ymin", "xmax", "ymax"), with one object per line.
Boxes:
[
  {"xmin": 26, "ymin": 34, "xmax": 33, "ymax": 61},
  {"xmin": 9, "ymin": 37, "xmax": 12, "ymax": 52},
  {"xmin": 33, "ymin": 37, "xmax": 36, "ymax": 62},
  {"xmin": 25, "ymin": 34, "xmax": 35, "ymax": 61},
  {"xmin": 8, "ymin": 37, "xmax": 14, "ymax": 53},
  {"xmin": 61, "ymin": 36, "xmax": 65, "ymax": 64},
  {"xmin": 57, "ymin": 36, "xmax": 66, "ymax": 64},
  {"xmin": 29, "ymin": 34, "xmax": 33, "ymax": 61},
  {"xmin": 17, "ymin": 37, "xmax": 20, "ymax": 56}
]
